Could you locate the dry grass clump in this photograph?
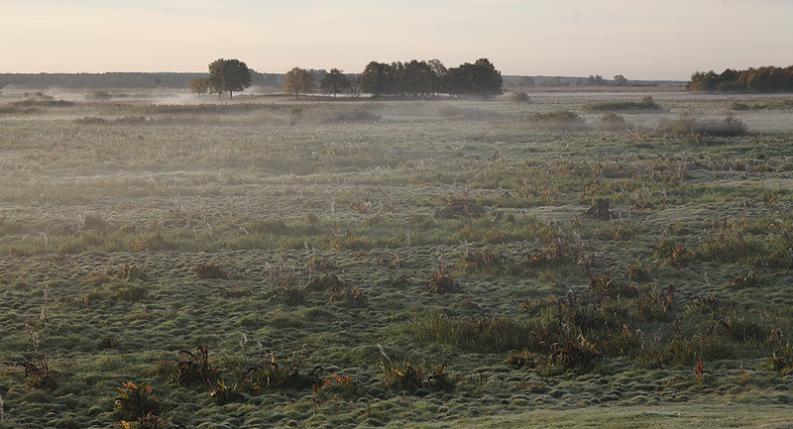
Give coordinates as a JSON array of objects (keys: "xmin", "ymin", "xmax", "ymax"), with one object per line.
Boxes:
[
  {"xmin": 460, "ymin": 247, "xmax": 502, "ymax": 273},
  {"xmin": 378, "ymin": 346, "xmax": 454, "ymax": 394},
  {"xmin": 328, "ymin": 286, "xmax": 368, "ymax": 308},
  {"xmin": 412, "ymin": 313, "xmax": 529, "ymax": 352},
  {"xmin": 768, "ymin": 343, "xmax": 793, "ymax": 375},
  {"xmin": 172, "ymin": 346, "xmax": 219, "ymax": 388},
  {"xmin": 192, "ymin": 261, "xmax": 230, "ymax": 280},
  {"xmin": 17, "ymin": 357, "xmax": 59, "ymax": 390},
  {"xmin": 113, "ymin": 382, "xmax": 162, "ymax": 424},
  {"xmin": 427, "ymin": 260, "xmax": 460, "ymax": 293},
  {"xmin": 434, "ymin": 193, "xmax": 488, "ymax": 219},
  {"xmin": 528, "ymin": 228, "xmax": 586, "ymax": 268},
  {"xmin": 240, "ymin": 353, "xmax": 323, "ymax": 394}
]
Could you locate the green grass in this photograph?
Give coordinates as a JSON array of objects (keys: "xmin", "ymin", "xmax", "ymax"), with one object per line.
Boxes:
[{"xmin": 1, "ymin": 90, "xmax": 793, "ymax": 427}]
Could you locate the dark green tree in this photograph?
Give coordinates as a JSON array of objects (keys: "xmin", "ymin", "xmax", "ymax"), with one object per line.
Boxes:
[
  {"xmin": 361, "ymin": 61, "xmax": 388, "ymax": 95},
  {"xmin": 208, "ymin": 58, "xmax": 252, "ymax": 98},
  {"xmin": 320, "ymin": 68, "xmax": 351, "ymax": 97}
]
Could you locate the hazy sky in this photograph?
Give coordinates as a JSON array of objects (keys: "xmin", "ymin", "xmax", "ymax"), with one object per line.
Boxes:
[{"xmin": 2, "ymin": 0, "xmax": 792, "ymax": 79}]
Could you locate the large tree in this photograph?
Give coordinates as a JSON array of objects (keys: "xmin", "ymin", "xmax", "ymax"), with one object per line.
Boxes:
[
  {"xmin": 360, "ymin": 61, "xmax": 388, "ymax": 96},
  {"xmin": 320, "ymin": 68, "xmax": 351, "ymax": 97},
  {"xmin": 283, "ymin": 67, "xmax": 315, "ymax": 97},
  {"xmin": 207, "ymin": 58, "xmax": 252, "ymax": 99},
  {"xmin": 446, "ymin": 58, "xmax": 503, "ymax": 97}
]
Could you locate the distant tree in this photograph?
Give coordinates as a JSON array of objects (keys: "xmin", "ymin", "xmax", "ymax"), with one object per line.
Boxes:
[
  {"xmin": 427, "ymin": 59, "xmax": 448, "ymax": 95},
  {"xmin": 446, "ymin": 58, "xmax": 503, "ymax": 97},
  {"xmin": 189, "ymin": 78, "xmax": 209, "ymax": 96},
  {"xmin": 517, "ymin": 76, "xmax": 536, "ymax": 87},
  {"xmin": 347, "ymin": 74, "xmax": 361, "ymax": 97},
  {"xmin": 320, "ymin": 68, "xmax": 351, "ymax": 97},
  {"xmin": 404, "ymin": 60, "xmax": 435, "ymax": 96},
  {"xmin": 284, "ymin": 67, "xmax": 315, "ymax": 97},
  {"xmin": 688, "ymin": 65, "xmax": 793, "ymax": 93},
  {"xmin": 208, "ymin": 58, "xmax": 252, "ymax": 98},
  {"xmin": 587, "ymin": 75, "xmax": 605, "ymax": 86},
  {"xmin": 613, "ymin": 75, "xmax": 628, "ymax": 86},
  {"xmin": 361, "ymin": 61, "xmax": 388, "ymax": 95}
]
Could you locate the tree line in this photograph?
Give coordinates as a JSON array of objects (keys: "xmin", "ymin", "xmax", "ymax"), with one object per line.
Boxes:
[
  {"xmin": 191, "ymin": 57, "xmax": 503, "ymax": 98},
  {"xmin": 687, "ymin": 66, "xmax": 793, "ymax": 92}
]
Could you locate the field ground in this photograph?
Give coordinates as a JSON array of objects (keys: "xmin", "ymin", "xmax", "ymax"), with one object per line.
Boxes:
[{"xmin": 1, "ymin": 89, "xmax": 793, "ymax": 428}]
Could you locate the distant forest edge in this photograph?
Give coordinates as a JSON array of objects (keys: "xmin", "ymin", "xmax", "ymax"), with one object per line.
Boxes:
[
  {"xmin": 0, "ymin": 70, "xmax": 681, "ymax": 91},
  {"xmin": 688, "ymin": 66, "xmax": 793, "ymax": 93}
]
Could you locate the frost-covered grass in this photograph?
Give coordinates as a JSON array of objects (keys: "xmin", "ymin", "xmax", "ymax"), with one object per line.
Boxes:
[{"xmin": 1, "ymin": 91, "xmax": 793, "ymax": 427}]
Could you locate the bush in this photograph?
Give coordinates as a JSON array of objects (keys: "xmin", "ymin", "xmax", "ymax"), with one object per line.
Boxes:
[
  {"xmin": 379, "ymin": 358, "xmax": 454, "ymax": 393},
  {"xmin": 657, "ymin": 115, "xmax": 747, "ymax": 137},
  {"xmin": 172, "ymin": 346, "xmax": 219, "ymax": 388},
  {"xmin": 113, "ymin": 382, "xmax": 161, "ymax": 421},
  {"xmin": 510, "ymin": 92, "xmax": 530, "ymax": 103},
  {"xmin": 586, "ymin": 96, "xmax": 663, "ymax": 112},
  {"xmin": 768, "ymin": 343, "xmax": 793, "ymax": 375},
  {"xmin": 598, "ymin": 112, "xmax": 629, "ymax": 131},
  {"xmin": 240, "ymin": 353, "xmax": 322, "ymax": 394},
  {"xmin": 528, "ymin": 110, "xmax": 589, "ymax": 131}
]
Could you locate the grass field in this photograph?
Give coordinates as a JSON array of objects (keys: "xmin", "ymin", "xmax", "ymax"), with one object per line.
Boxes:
[{"xmin": 2, "ymin": 89, "xmax": 793, "ymax": 428}]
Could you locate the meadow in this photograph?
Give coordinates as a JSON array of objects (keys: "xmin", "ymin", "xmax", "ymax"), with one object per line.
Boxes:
[{"xmin": 1, "ymin": 89, "xmax": 793, "ymax": 428}]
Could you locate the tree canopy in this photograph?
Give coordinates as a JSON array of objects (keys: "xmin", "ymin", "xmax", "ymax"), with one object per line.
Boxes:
[
  {"xmin": 360, "ymin": 58, "xmax": 502, "ymax": 97},
  {"xmin": 320, "ymin": 69, "xmax": 351, "ymax": 97},
  {"xmin": 207, "ymin": 58, "xmax": 252, "ymax": 98},
  {"xmin": 284, "ymin": 67, "xmax": 316, "ymax": 97},
  {"xmin": 688, "ymin": 66, "xmax": 793, "ymax": 92}
]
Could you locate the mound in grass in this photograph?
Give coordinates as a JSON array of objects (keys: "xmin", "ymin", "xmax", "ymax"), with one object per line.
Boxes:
[
  {"xmin": 657, "ymin": 115, "xmax": 747, "ymax": 137},
  {"xmin": 585, "ymin": 96, "xmax": 663, "ymax": 112},
  {"xmin": 598, "ymin": 112, "xmax": 630, "ymax": 131},
  {"xmin": 529, "ymin": 110, "xmax": 589, "ymax": 131}
]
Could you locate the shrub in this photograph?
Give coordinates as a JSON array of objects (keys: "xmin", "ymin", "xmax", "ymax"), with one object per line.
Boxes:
[
  {"xmin": 18, "ymin": 357, "xmax": 59, "ymax": 390},
  {"xmin": 172, "ymin": 346, "xmax": 219, "ymax": 388},
  {"xmin": 528, "ymin": 110, "xmax": 589, "ymax": 131},
  {"xmin": 767, "ymin": 343, "xmax": 793, "ymax": 375},
  {"xmin": 240, "ymin": 353, "xmax": 322, "ymax": 394},
  {"xmin": 510, "ymin": 92, "xmax": 530, "ymax": 103},
  {"xmin": 536, "ymin": 324, "xmax": 599, "ymax": 374},
  {"xmin": 209, "ymin": 380, "xmax": 245, "ymax": 405},
  {"xmin": 380, "ymin": 360, "xmax": 454, "ymax": 394},
  {"xmin": 113, "ymin": 382, "xmax": 161, "ymax": 421},
  {"xmin": 657, "ymin": 115, "xmax": 747, "ymax": 137},
  {"xmin": 313, "ymin": 374, "xmax": 357, "ymax": 401},
  {"xmin": 598, "ymin": 112, "xmax": 630, "ymax": 131}
]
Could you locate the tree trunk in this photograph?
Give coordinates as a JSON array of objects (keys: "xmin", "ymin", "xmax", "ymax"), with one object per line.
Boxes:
[{"xmin": 229, "ymin": 90, "xmax": 233, "ymax": 99}]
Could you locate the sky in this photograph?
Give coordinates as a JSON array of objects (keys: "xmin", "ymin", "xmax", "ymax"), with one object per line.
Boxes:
[{"xmin": 2, "ymin": 0, "xmax": 792, "ymax": 80}]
